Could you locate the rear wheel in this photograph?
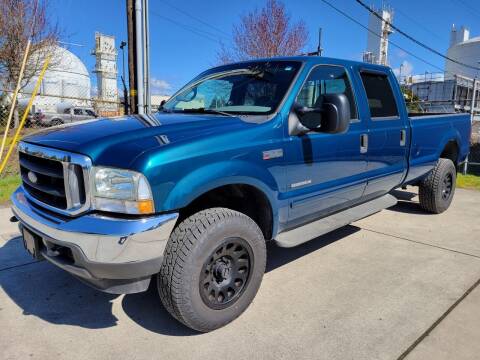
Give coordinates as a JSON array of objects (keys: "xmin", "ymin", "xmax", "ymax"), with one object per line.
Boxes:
[
  {"xmin": 419, "ymin": 158, "xmax": 456, "ymax": 214},
  {"xmin": 158, "ymin": 208, "xmax": 266, "ymax": 332}
]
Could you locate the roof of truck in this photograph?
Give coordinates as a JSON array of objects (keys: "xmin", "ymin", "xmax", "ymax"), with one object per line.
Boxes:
[{"xmin": 214, "ymin": 56, "xmax": 393, "ymax": 72}]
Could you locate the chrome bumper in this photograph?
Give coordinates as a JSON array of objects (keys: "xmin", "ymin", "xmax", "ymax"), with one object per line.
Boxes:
[{"xmin": 11, "ymin": 187, "xmax": 178, "ymax": 294}]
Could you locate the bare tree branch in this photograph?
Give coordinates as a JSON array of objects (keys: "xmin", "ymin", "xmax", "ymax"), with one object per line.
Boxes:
[
  {"xmin": 218, "ymin": 0, "xmax": 309, "ymax": 64},
  {"xmin": 0, "ymin": 0, "xmax": 60, "ymax": 91}
]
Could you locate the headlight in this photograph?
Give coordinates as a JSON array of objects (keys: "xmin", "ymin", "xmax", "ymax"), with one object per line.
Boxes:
[{"xmin": 92, "ymin": 167, "xmax": 154, "ymax": 215}]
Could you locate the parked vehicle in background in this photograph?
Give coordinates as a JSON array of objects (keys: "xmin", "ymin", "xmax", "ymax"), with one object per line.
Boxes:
[
  {"xmin": 10, "ymin": 56, "xmax": 471, "ymax": 332},
  {"xmin": 34, "ymin": 107, "xmax": 97, "ymax": 126}
]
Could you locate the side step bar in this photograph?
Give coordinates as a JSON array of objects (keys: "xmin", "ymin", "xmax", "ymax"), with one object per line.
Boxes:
[{"xmin": 275, "ymin": 194, "xmax": 397, "ymax": 248}]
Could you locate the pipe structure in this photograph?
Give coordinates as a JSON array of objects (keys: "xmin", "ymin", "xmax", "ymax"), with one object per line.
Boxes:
[
  {"xmin": 0, "ymin": 55, "xmax": 51, "ymax": 175},
  {"xmin": 135, "ymin": 0, "xmax": 145, "ymax": 114},
  {"xmin": 0, "ymin": 40, "xmax": 31, "ymax": 162}
]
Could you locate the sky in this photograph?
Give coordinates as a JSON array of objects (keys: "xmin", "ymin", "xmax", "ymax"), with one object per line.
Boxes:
[{"xmin": 51, "ymin": 0, "xmax": 480, "ymax": 95}]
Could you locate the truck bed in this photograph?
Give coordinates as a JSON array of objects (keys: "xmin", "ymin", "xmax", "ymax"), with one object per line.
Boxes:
[{"xmin": 405, "ymin": 113, "xmax": 471, "ymax": 183}]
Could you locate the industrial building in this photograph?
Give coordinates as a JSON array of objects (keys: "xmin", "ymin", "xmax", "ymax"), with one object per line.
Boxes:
[{"xmin": 406, "ymin": 25, "xmax": 480, "ymax": 115}]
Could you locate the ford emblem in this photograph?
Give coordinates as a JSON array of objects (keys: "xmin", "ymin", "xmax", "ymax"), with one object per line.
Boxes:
[{"xmin": 27, "ymin": 171, "xmax": 38, "ymax": 184}]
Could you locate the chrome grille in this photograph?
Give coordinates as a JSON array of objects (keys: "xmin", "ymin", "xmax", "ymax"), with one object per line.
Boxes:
[{"xmin": 18, "ymin": 142, "xmax": 92, "ymax": 216}]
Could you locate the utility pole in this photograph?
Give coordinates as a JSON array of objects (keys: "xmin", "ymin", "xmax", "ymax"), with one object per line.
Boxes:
[
  {"xmin": 317, "ymin": 28, "xmax": 323, "ymax": 56},
  {"xmin": 143, "ymin": 0, "xmax": 151, "ymax": 113},
  {"xmin": 134, "ymin": 0, "xmax": 145, "ymax": 114},
  {"xmin": 126, "ymin": 0, "xmax": 137, "ymax": 114}
]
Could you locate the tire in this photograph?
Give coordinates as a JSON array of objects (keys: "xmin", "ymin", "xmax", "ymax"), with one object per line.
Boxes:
[
  {"xmin": 419, "ymin": 158, "xmax": 456, "ymax": 214},
  {"xmin": 50, "ymin": 119, "xmax": 63, "ymax": 127},
  {"xmin": 158, "ymin": 208, "xmax": 266, "ymax": 332}
]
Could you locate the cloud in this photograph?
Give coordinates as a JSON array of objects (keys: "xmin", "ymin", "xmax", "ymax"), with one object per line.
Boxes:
[
  {"xmin": 396, "ymin": 49, "xmax": 408, "ymax": 59},
  {"xmin": 150, "ymin": 78, "xmax": 172, "ymax": 94},
  {"xmin": 393, "ymin": 61, "xmax": 413, "ymax": 77}
]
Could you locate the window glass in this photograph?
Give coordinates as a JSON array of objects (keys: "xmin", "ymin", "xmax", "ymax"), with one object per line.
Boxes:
[
  {"xmin": 360, "ymin": 72, "xmax": 399, "ymax": 118},
  {"xmin": 85, "ymin": 110, "xmax": 96, "ymax": 117},
  {"xmin": 296, "ymin": 65, "xmax": 357, "ymax": 120},
  {"xmin": 64, "ymin": 108, "xmax": 70, "ymax": 114},
  {"xmin": 163, "ymin": 61, "xmax": 301, "ymax": 115},
  {"xmin": 73, "ymin": 109, "xmax": 83, "ymax": 115}
]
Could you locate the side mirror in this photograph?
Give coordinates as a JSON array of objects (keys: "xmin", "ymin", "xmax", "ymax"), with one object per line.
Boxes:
[
  {"xmin": 320, "ymin": 93, "xmax": 351, "ymax": 134},
  {"xmin": 293, "ymin": 93, "xmax": 351, "ymax": 134}
]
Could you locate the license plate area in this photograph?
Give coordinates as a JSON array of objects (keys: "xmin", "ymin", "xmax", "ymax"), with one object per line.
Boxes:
[{"xmin": 22, "ymin": 227, "xmax": 44, "ymax": 260}]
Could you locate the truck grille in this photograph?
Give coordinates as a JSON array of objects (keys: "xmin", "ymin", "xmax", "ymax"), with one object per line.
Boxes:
[{"xmin": 18, "ymin": 142, "xmax": 91, "ymax": 216}]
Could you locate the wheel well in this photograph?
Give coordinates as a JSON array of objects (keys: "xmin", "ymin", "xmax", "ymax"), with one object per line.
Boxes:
[
  {"xmin": 440, "ymin": 140, "xmax": 459, "ymax": 166},
  {"xmin": 178, "ymin": 184, "xmax": 273, "ymax": 240}
]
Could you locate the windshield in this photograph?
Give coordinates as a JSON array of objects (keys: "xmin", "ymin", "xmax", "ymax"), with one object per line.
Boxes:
[{"xmin": 162, "ymin": 61, "xmax": 302, "ymax": 116}]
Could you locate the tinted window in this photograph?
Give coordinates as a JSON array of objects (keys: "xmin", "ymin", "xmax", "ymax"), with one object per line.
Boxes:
[
  {"xmin": 296, "ymin": 65, "xmax": 357, "ymax": 120},
  {"xmin": 73, "ymin": 109, "xmax": 83, "ymax": 115},
  {"xmin": 85, "ymin": 110, "xmax": 96, "ymax": 116},
  {"xmin": 64, "ymin": 108, "xmax": 70, "ymax": 114},
  {"xmin": 360, "ymin": 72, "xmax": 399, "ymax": 118}
]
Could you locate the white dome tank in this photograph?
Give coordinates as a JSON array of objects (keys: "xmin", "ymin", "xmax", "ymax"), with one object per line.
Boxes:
[
  {"xmin": 21, "ymin": 46, "xmax": 92, "ymax": 112},
  {"xmin": 445, "ymin": 26, "xmax": 480, "ymax": 80}
]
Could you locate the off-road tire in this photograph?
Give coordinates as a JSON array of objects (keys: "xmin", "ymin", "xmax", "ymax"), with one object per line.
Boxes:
[
  {"xmin": 419, "ymin": 158, "xmax": 456, "ymax": 214},
  {"xmin": 158, "ymin": 208, "xmax": 266, "ymax": 332}
]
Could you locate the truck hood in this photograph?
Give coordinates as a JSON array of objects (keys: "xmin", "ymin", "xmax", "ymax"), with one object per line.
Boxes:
[{"xmin": 22, "ymin": 113, "xmax": 257, "ymax": 167}]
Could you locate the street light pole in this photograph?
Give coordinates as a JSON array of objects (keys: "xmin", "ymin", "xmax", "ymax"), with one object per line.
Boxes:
[{"xmin": 119, "ymin": 41, "xmax": 129, "ymax": 114}]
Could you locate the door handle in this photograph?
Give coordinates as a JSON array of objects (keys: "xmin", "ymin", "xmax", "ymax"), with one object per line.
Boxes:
[
  {"xmin": 360, "ymin": 134, "xmax": 368, "ymax": 154},
  {"xmin": 400, "ymin": 129, "xmax": 406, "ymax": 146}
]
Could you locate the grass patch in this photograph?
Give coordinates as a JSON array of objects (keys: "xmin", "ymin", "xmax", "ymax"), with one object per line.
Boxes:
[
  {"xmin": 0, "ymin": 175, "xmax": 21, "ymax": 205},
  {"xmin": 457, "ymin": 174, "xmax": 480, "ymax": 190}
]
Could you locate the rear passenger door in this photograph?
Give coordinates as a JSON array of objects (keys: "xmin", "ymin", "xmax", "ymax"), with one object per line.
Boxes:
[
  {"xmin": 73, "ymin": 108, "xmax": 86, "ymax": 122},
  {"xmin": 358, "ymin": 69, "xmax": 409, "ymax": 198}
]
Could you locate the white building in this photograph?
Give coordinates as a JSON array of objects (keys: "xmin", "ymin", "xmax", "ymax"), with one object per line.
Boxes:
[
  {"xmin": 19, "ymin": 46, "xmax": 92, "ymax": 113},
  {"xmin": 446, "ymin": 25, "xmax": 480, "ymax": 80}
]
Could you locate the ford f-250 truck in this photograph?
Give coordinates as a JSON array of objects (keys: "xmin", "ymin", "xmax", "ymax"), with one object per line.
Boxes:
[{"xmin": 10, "ymin": 57, "xmax": 471, "ymax": 332}]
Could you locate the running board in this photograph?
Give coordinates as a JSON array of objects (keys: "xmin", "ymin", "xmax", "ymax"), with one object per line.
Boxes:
[{"xmin": 275, "ymin": 194, "xmax": 397, "ymax": 248}]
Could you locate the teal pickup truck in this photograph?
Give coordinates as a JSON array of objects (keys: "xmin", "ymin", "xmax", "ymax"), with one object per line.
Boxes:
[{"xmin": 10, "ymin": 56, "xmax": 471, "ymax": 332}]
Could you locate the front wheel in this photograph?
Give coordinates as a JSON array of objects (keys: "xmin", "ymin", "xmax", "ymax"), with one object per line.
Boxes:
[
  {"xmin": 419, "ymin": 158, "xmax": 456, "ymax": 214},
  {"xmin": 158, "ymin": 208, "xmax": 266, "ymax": 332}
]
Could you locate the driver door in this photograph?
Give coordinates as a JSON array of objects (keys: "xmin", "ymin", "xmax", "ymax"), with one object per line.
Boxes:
[{"xmin": 285, "ymin": 65, "xmax": 369, "ymax": 227}]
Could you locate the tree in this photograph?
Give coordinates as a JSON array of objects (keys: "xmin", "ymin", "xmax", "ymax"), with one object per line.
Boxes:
[
  {"xmin": 218, "ymin": 0, "xmax": 308, "ymax": 64},
  {"xmin": 0, "ymin": 0, "xmax": 59, "ymax": 91}
]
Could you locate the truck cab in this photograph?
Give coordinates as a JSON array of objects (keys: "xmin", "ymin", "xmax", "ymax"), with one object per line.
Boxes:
[{"xmin": 11, "ymin": 56, "xmax": 471, "ymax": 332}]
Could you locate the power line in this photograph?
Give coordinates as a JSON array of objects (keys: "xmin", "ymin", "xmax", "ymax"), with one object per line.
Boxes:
[
  {"xmin": 318, "ymin": 0, "xmax": 446, "ymax": 74},
  {"xmin": 393, "ymin": 6, "xmax": 443, "ymax": 42},
  {"xmin": 356, "ymin": 0, "xmax": 480, "ymax": 72},
  {"xmin": 150, "ymin": 11, "xmax": 223, "ymax": 44},
  {"xmin": 450, "ymin": 0, "xmax": 480, "ymax": 18},
  {"xmin": 157, "ymin": 0, "xmax": 230, "ymax": 38}
]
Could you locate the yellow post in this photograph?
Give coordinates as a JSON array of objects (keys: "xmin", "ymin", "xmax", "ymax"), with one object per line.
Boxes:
[
  {"xmin": 0, "ymin": 54, "xmax": 51, "ymax": 176},
  {"xmin": 0, "ymin": 40, "xmax": 31, "ymax": 162}
]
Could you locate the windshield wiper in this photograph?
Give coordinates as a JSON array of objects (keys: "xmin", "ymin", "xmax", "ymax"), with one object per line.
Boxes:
[{"xmin": 177, "ymin": 108, "xmax": 236, "ymax": 117}]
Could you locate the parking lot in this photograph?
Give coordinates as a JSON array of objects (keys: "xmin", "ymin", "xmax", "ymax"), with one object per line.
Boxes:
[{"xmin": 1, "ymin": 188, "xmax": 480, "ymax": 360}]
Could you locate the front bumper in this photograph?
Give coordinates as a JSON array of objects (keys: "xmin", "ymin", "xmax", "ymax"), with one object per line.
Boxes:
[{"xmin": 11, "ymin": 187, "xmax": 178, "ymax": 294}]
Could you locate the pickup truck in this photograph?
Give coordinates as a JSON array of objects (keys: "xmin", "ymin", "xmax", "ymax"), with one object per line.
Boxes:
[
  {"xmin": 10, "ymin": 57, "xmax": 471, "ymax": 332},
  {"xmin": 33, "ymin": 106, "xmax": 98, "ymax": 127}
]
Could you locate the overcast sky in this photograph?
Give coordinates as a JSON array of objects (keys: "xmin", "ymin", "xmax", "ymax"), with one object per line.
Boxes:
[{"xmin": 53, "ymin": 0, "xmax": 480, "ymax": 94}]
